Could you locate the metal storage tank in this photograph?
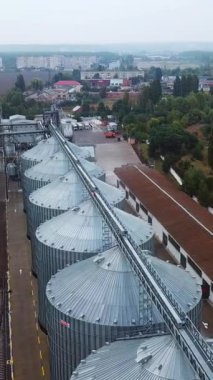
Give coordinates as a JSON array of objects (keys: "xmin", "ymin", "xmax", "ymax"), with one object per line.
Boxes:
[
  {"xmin": 35, "ymin": 201, "xmax": 153, "ymax": 330},
  {"xmin": 60, "ymin": 118, "xmax": 73, "ymax": 140},
  {"xmin": 20, "ymin": 137, "xmax": 59, "ymax": 211},
  {"xmin": 114, "ymin": 207, "xmax": 154, "ymax": 252},
  {"xmin": 23, "ymin": 152, "xmax": 105, "ymax": 215},
  {"xmin": 45, "ymin": 246, "xmax": 201, "ymax": 380},
  {"xmin": 45, "ymin": 246, "xmax": 163, "ymax": 380},
  {"xmin": 29, "ymin": 175, "xmax": 125, "ymax": 240},
  {"xmin": 36, "ymin": 199, "xmax": 116, "ymax": 328},
  {"xmin": 20, "ymin": 136, "xmax": 59, "ymax": 176},
  {"xmin": 70, "ymin": 335, "xmax": 199, "ymax": 380},
  {"xmin": 29, "ymin": 176, "xmax": 125, "ymax": 274}
]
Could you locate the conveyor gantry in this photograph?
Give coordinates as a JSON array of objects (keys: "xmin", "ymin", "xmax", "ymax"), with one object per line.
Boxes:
[{"xmin": 49, "ymin": 121, "xmax": 213, "ymax": 380}]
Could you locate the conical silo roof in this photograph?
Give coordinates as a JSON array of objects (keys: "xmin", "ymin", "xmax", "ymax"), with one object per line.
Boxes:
[
  {"xmin": 93, "ymin": 177, "xmax": 125, "ymax": 207},
  {"xmin": 79, "ymin": 158, "xmax": 105, "ymax": 180},
  {"xmin": 67, "ymin": 141, "xmax": 91, "ymax": 160},
  {"xmin": 24, "ymin": 151, "xmax": 71, "ymax": 184},
  {"xmin": 70, "ymin": 335, "xmax": 199, "ymax": 380},
  {"xmin": 22, "ymin": 151, "xmax": 71, "ymax": 215},
  {"xmin": 114, "ymin": 207, "xmax": 154, "ymax": 251},
  {"xmin": 29, "ymin": 175, "xmax": 124, "ymax": 213},
  {"xmin": 20, "ymin": 136, "xmax": 59, "ymax": 173},
  {"xmin": 29, "ymin": 171, "xmax": 87, "ymax": 212},
  {"xmin": 148, "ymin": 255, "xmax": 202, "ymax": 324},
  {"xmin": 36, "ymin": 200, "xmax": 115, "ymax": 253},
  {"xmin": 24, "ymin": 153, "xmax": 105, "ymax": 185},
  {"xmin": 46, "ymin": 246, "xmax": 161, "ymax": 326},
  {"xmin": 46, "ymin": 246, "xmax": 201, "ymax": 325}
]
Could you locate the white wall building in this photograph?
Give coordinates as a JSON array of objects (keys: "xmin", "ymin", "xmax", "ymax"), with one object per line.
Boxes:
[
  {"xmin": 81, "ymin": 70, "xmax": 144, "ymax": 80},
  {"xmin": 16, "ymin": 55, "xmax": 97, "ymax": 70}
]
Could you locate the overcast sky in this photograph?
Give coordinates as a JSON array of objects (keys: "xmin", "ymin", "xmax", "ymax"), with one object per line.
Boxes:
[{"xmin": 0, "ymin": 0, "xmax": 212, "ymax": 44}]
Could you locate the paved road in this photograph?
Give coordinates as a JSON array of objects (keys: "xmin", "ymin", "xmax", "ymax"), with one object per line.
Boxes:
[{"xmin": 7, "ymin": 189, "xmax": 50, "ymax": 380}]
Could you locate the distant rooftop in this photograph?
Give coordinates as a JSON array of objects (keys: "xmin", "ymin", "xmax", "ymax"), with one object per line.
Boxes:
[{"xmin": 54, "ymin": 80, "xmax": 81, "ymax": 87}]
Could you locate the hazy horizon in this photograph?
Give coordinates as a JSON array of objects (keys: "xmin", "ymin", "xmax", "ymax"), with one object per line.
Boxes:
[
  {"xmin": 1, "ymin": 0, "xmax": 213, "ymax": 47},
  {"xmin": 1, "ymin": 42, "xmax": 213, "ymax": 55}
]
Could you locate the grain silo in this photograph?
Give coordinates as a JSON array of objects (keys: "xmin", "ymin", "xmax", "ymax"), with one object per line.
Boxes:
[
  {"xmin": 23, "ymin": 151, "xmax": 104, "ymax": 216},
  {"xmin": 114, "ymin": 207, "xmax": 154, "ymax": 252},
  {"xmin": 29, "ymin": 176, "xmax": 124, "ymax": 274},
  {"xmin": 20, "ymin": 136, "xmax": 59, "ymax": 211},
  {"xmin": 45, "ymin": 246, "xmax": 201, "ymax": 380},
  {"xmin": 20, "ymin": 136, "xmax": 59, "ymax": 175},
  {"xmin": 35, "ymin": 199, "xmax": 116, "ymax": 328},
  {"xmin": 70, "ymin": 335, "xmax": 199, "ymax": 380},
  {"xmin": 35, "ymin": 200, "xmax": 154, "ymax": 330},
  {"xmin": 29, "ymin": 175, "xmax": 125, "ymax": 240}
]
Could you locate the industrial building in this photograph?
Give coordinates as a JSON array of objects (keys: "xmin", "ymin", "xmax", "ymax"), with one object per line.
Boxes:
[{"xmin": 115, "ymin": 164, "xmax": 213, "ymax": 303}]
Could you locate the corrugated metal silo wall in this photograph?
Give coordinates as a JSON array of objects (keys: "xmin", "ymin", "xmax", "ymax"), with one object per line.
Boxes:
[
  {"xmin": 23, "ymin": 176, "xmax": 50, "ymax": 236},
  {"xmin": 20, "ymin": 157, "xmax": 40, "ymax": 211},
  {"xmin": 36, "ymin": 240, "xmax": 109, "ymax": 330},
  {"xmin": 29, "ymin": 204, "xmax": 64, "ymax": 275},
  {"xmin": 46, "ymin": 302, "xmax": 166, "ymax": 380}
]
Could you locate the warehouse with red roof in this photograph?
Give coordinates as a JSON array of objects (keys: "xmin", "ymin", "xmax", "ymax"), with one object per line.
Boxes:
[{"xmin": 115, "ymin": 164, "xmax": 213, "ymax": 303}]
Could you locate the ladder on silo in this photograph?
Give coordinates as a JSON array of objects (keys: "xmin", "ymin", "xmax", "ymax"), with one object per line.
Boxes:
[{"xmin": 102, "ymin": 220, "xmax": 113, "ymax": 251}]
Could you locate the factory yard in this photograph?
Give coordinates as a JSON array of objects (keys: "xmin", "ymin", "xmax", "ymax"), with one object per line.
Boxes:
[{"xmin": 73, "ymin": 128, "xmax": 140, "ymax": 185}]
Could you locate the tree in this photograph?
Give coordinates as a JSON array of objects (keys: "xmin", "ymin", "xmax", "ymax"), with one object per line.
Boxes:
[
  {"xmin": 72, "ymin": 69, "xmax": 81, "ymax": 81},
  {"xmin": 97, "ymin": 102, "xmax": 107, "ymax": 119},
  {"xmin": 208, "ymin": 132, "xmax": 213, "ymax": 169},
  {"xmin": 197, "ymin": 180, "xmax": 210, "ymax": 206},
  {"xmin": 81, "ymin": 102, "xmax": 90, "ymax": 117},
  {"xmin": 138, "ymin": 86, "xmax": 153, "ymax": 113},
  {"xmin": 15, "ymin": 74, "xmax": 25, "ymax": 92},
  {"xmin": 191, "ymin": 75, "xmax": 199, "ymax": 93},
  {"xmin": 155, "ymin": 67, "xmax": 163, "ymax": 81},
  {"xmin": 150, "ymin": 80, "xmax": 162, "ymax": 104},
  {"xmin": 31, "ymin": 79, "xmax": 43, "ymax": 91},
  {"xmin": 173, "ymin": 76, "xmax": 181, "ymax": 96},
  {"xmin": 183, "ymin": 167, "xmax": 204, "ymax": 196}
]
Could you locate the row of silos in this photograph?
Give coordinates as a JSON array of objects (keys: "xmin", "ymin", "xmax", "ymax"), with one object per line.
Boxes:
[
  {"xmin": 22, "ymin": 142, "xmax": 97, "ymax": 217},
  {"xmin": 27, "ymin": 162, "xmax": 105, "ymax": 274},
  {"xmin": 20, "ymin": 137, "xmax": 202, "ymax": 380}
]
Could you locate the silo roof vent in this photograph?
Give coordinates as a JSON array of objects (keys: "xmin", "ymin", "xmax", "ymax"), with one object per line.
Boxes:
[
  {"xmin": 136, "ymin": 350, "xmax": 152, "ymax": 364},
  {"xmin": 93, "ymin": 256, "xmax": 105, "ymax": 264}
]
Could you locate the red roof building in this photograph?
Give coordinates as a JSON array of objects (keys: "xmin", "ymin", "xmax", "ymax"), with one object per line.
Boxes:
[{"xmin": 54, "ymin": 80, "xmax": 81, "ymax": 87}]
